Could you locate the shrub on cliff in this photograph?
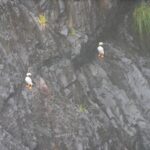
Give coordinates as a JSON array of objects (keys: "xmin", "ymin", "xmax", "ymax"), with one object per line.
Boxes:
[{"xmin": 133, "ymin": 2, "xmax": 150, "ymax": 36}]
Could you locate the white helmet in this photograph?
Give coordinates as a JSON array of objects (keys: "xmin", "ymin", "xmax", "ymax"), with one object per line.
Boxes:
[
  {"xmin": 99, "ymin": 42, "xmax": 104, "ymax": 46},
  {"xmin": 26, "ymin": 72, "xmax": 32, "ymax": 76}
]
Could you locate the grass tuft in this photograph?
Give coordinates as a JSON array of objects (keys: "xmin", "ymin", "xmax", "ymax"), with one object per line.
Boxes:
[
  {"xmin": 69, "ymin": 27, "xmax": 76, "ymax": 36},
  {"xmin": 38, "ymin": 14, "xmax": 47, "ymax": 26},
  {"xmin": 79, "ymin": 104, "xmax": 86, "ymax": 113},
  {"xmin": 133, "ymin": 3, "xmax": 150, "ymax": 36}
]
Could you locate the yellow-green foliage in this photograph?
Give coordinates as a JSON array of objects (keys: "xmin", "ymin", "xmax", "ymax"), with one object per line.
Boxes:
[
  {"xmin": 38, "ymin": 14, "xmax": 47, "ymax": 26},
  {"xmin": 69, "ymin": 27, "xmax": 76, "ymax": 36},
  {"xmin": 79, "ymin": 104, "xmax": 86, "ymax": 113},
  {"xmin": 133, "ymin": 3, "xmax": 150, "ymax": 36}
]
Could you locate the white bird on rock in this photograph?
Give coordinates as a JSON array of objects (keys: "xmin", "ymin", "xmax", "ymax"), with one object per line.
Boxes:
[
  {"xmin": 25, "ymin": 73, "xmax": 33, "ymax": 90},
  {"xmin": 97, "ymin": 42, "xmax": 104, "ymax": 58}
]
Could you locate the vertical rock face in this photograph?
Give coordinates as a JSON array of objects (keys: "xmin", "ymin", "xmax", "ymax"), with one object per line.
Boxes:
[{"xmin": 0, "ymin": 0, "xmax": 150, "ymax": 150}]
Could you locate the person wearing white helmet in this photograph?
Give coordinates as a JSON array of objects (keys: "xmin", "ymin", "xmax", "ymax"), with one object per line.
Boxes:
[
  {"xmin": 25, "ymin": 73, "xmax": 33, "ymax": 90},
  {"xmin": 97, "ymin": 42, "xmax": 104, "ymax": 58}
]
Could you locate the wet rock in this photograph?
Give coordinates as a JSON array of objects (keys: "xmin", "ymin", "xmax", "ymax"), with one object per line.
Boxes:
[
  {"xmin": 67, "ymin": 31, "xmax": 88, "ymax": 59},
  {"xmin": 58, "ymin": 0, "xmax": 65, "ymax": 14},
  {"xmin": 0, "ymin": 64, "xmax": 4, "ymax": 70},
  {"xmin": 0, "ymin": 125, "xmax": 29, "ymax": 150},
  {"xmin": 0, "ymin": 0, "xmax": 150, "ymax": 150},
  {"xmin": 77, "ymin": 72, "xmax": 90, "ymax": 94},
  {"xmin": 55, "ymin": 59, "xmax": 76, "ymax": 88},
  {"xmin": 64, "ymin": 88, "xmax": 71, "ymax": 97},
  {"xmin": 36, "ymin": 77, "xmax": 50, "ymax": 96},
  {"xmin": 59, "ymin": 25, "xmax": 68, "ymax": 36}
]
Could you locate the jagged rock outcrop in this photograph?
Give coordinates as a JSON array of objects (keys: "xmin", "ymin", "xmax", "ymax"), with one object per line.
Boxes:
[{"xmin": 0, "ymin": 0, "xmax": 150, "ymax": 150}]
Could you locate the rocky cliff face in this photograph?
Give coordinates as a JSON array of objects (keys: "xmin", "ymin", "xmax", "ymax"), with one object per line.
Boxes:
[{"xmin": 0, "ymin": 0, "xmax": 150, "ymax": 150}]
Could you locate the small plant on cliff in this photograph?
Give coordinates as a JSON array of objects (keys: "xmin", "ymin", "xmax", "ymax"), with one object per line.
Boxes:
[
  {"xmin": 79, "ymin": 104, "xmax": 86, "ymax": 113},
  {"xmin": 69, "ymin": 27, "xmax": 76, "ymax": 36},
  {"xmin": 38, "ymin": 14, "xmax": 47, "ymax": 29},
  {"xmin": 133, "ymin": 3, "xmax": 150, "ymax": 36}
]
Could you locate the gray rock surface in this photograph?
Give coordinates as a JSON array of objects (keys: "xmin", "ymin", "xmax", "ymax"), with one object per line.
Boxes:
[{"xmin": 0, "ymin": 0, "xmax": 150, "ymax": 150}]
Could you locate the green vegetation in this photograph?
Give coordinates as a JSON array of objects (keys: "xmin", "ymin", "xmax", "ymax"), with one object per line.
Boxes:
[
  {"xmin": 38, "ymin": 14, "xmax": 47, "ymax": 26},
  {"xmin": 79, "ymin": 104, "xmax": 86, "ymax": 113},
  {"xmin": 69, "ymin": 27, "xmax": 76, "ymax": 36},
  {"xmin": 133, "ymin": 3, "xmax": 150, "ymax": 36}
]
